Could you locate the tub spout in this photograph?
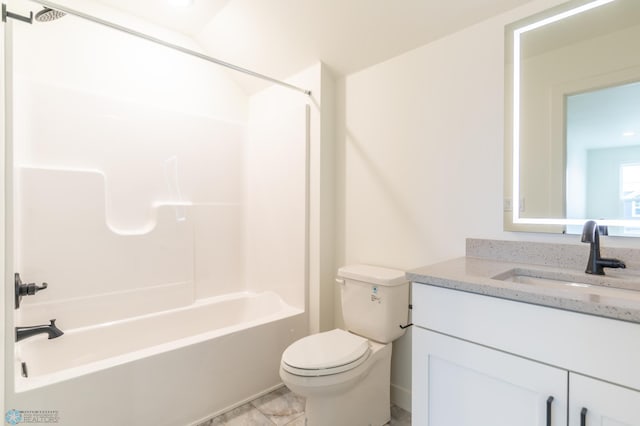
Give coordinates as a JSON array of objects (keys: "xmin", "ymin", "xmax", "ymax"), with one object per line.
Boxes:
[{"xmin": 16, "ymin": 319, "xmax": 64, "ymax": 342}]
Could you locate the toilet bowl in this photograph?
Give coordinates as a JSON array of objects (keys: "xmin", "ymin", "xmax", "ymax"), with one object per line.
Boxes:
[
  {"xmin": 279, "ymin": 265, "xmax": 409, "ymax": 426},
  {"xmin": 280, "ymin": 329, "xmax": 392, "ymax": 426}
]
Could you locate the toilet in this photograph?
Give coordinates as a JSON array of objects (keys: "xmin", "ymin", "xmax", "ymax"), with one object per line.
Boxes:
[{"xmin": 279, "ymin": 264, "xmax": 409, "ymax": 426}]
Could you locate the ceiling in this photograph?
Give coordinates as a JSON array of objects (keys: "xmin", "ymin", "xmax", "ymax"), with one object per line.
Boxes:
[
  {"xmin": 92, "ymin": 0, "xmax": 538, "ymax": 91},
  {"xmin": 88, "ymin": 0, "xmax": 232, "ymax": 37}
]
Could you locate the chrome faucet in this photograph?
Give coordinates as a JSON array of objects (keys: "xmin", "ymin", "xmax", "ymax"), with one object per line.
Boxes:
[
  {"xmin": 581, "ymin": 220, "xmax": 626, "ymax": 275},
  {"xmin": 16, "ymin": 319, "xmax": 64, "ymax": 342}
]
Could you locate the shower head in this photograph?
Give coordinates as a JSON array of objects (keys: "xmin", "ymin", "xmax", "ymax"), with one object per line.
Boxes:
[{"xmin": 34, "ymin": 7, "xmax": 66, "ymax": 22}]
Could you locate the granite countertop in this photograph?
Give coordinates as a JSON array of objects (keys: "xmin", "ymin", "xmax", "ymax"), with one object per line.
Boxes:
[{"xmin": 407, "ymin": 239, "xmax": 640, "ymax": 324}]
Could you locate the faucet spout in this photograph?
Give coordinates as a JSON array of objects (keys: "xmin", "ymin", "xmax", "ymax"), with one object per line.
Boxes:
[
  {"xmin": 16, "ymin": 319, "xmax": 64, "ymax": 342},
  {"xmin": 581, "ymin": 220, "xmax": 626, "ymax": 275}
]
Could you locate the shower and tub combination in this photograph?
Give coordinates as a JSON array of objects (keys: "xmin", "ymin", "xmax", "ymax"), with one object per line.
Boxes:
[{"xmin": 3, "ymin": 1, "xmax": 311, "ymax": 424}]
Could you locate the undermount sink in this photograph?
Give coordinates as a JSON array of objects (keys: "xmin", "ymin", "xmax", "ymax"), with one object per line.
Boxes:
[{"xmin": 492, "ymin": 268, "xmax": 640, "ymax": 303}]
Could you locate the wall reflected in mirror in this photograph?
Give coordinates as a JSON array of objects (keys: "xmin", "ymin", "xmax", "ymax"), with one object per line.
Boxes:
[
  {"xmin": 505, "ymin": 0, "xmax": 640, "ymax": 236},
  {"xmin": 566, "ymin": 81, "xmax": 640, "ymax": 235}
]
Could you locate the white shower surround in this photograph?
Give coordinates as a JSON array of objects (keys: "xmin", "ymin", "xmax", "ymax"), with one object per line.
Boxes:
[{"xmin": 7, "ymin": 6, "xmax": 309, "ymax": 425}]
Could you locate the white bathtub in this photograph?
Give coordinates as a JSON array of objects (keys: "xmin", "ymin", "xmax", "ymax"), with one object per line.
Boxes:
[{"xmin": 10, "ymin": 290, "xmax": 306, "ymax": 426}]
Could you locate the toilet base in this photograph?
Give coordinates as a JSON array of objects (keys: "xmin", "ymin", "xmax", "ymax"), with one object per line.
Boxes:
[{"xmin": 302, "ymin": 342, "xmax": 392, "ymax": 426}]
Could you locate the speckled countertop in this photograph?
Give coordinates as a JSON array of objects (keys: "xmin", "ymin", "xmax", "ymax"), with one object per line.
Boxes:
[{"xmin": 407, "ymin": 238, "xmax": 640, "ymax": 323}]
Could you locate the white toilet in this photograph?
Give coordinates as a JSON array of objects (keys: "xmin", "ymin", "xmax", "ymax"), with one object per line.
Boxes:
[{"xmin": 279, "ymin": 264, "xmax": 409, "ymax": 426}]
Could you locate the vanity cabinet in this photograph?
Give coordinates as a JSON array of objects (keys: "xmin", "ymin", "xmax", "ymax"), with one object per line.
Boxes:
[{"xmin": 412, "ymin": 283, "xmax": 640, "ymax": 426}]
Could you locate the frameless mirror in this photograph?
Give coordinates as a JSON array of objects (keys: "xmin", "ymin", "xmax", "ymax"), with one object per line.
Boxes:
[{"xmin": 504, "ymin": 0, "xmax": 640, "ymax": 236}]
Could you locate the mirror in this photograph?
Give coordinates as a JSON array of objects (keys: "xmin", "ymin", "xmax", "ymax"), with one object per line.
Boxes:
[{"xmin": 505, "ymin": 0, "xmax": 640, "ymax": 236}]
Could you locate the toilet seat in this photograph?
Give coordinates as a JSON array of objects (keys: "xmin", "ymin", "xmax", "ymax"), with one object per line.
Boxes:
[{"xmin": 281, "ymin": 329, "xmax": 371, "ymax": 377}]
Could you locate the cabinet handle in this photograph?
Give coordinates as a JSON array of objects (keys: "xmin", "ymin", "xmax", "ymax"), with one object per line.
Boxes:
[
  {"xmin": 580, "ymin": 407, "xmax": 588, "ymax": 426},
  {"xmin": 546, "ymin": 396, "xmax": 554, "ymax": 426}
]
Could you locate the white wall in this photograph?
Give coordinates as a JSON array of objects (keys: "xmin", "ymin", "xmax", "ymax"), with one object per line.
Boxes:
[
  {"xmin": 586, "ymin": 146, "xmax": 640, "ymax": 219},
  {"xmin": 334, "ymin": 0, "xmax": 618, "ymax": 411}
]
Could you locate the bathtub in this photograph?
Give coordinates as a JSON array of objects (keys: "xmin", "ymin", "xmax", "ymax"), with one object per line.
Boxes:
[{"xmin": 9, "ymin": 290, "xmax": 306, "ymax": 426}]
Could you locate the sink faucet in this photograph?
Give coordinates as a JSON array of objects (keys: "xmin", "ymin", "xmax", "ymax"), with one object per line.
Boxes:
[
  {"xmin": 16, "ymin": 319, "xmax": 64, "ymax": 342},
  {"xmin": 581, "ymin": 220, "xmax": 626, "ymax": 275}
]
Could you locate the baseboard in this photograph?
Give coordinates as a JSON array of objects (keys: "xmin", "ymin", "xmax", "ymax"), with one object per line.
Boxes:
[{"xmin": 390, "ymin": 383, "xmax": 411, "ymax": 413}]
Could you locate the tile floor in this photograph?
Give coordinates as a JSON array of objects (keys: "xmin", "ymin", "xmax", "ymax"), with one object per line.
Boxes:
[{"xmin": 198, "ymin": 386, "xmax": 411, "ymax": 426}]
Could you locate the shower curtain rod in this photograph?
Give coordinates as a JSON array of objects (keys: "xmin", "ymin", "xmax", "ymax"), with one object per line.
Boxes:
[{"xmin": 29, "ymin": 0, "xmax": 312, "ymax": 96}]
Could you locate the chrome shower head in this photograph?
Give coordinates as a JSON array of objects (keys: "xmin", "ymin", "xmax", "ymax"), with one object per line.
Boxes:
[{"xmin": 34, "ymin": 7, "xmax": 66, "ymax": 22}]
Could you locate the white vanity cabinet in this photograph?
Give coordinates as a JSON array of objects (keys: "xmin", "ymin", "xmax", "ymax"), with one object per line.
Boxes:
[{"xmin": 412, "ymin": 283, "xmax": 640, "ymax": 426}]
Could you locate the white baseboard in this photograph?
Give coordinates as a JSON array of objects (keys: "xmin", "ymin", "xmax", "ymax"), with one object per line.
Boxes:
[{"xmin": 390, "ymin": 383, "xmax": 411, "ymax": 413}]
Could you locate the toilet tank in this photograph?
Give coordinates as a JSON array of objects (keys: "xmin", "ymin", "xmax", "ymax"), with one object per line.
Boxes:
[{"xmin": 337, "ymin": 264, "xmax": 410, "ymax": 344}]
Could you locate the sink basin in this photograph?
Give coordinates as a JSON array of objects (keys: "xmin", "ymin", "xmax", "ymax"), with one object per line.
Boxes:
[{"xmin": 493, "ymin": 268, "xmax": 640, "ymax": 303}]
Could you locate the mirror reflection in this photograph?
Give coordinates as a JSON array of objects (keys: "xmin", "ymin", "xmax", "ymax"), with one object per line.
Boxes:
[
  {"xmin": 566, "ymin": 81, "xmax": 640, "ymax": 234},
  {"xmin": 506, "ymin": 0, "xmax": 640, "ymax": 236}
]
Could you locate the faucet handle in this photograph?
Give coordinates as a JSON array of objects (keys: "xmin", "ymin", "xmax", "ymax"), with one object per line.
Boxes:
[
  {"xmin": 14, "ymin": 273, "xmax": 49, "ymax": 309},
  {"xmin": 24, "ymin": 282, "xmax": 48, "ymax": 295}
]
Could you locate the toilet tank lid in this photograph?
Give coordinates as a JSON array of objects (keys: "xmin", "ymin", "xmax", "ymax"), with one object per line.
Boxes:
[{"xmin": 337, "ymin": 264, "xmax": 408, "ymax": 286}]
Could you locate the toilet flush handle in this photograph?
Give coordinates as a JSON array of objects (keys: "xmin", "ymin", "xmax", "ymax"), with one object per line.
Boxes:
[{"xmin": 335, "ymin": 278, "xmax": 345, "ymax": 286}]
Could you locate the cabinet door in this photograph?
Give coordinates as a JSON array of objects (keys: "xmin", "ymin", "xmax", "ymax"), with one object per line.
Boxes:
[
  {"xmin": 569, "ymin": 373, "xmax": 640, "ymax": 426},
  {"xmin": 413, "ymin": 327, "xmax": 567, "ymax": 426}
]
